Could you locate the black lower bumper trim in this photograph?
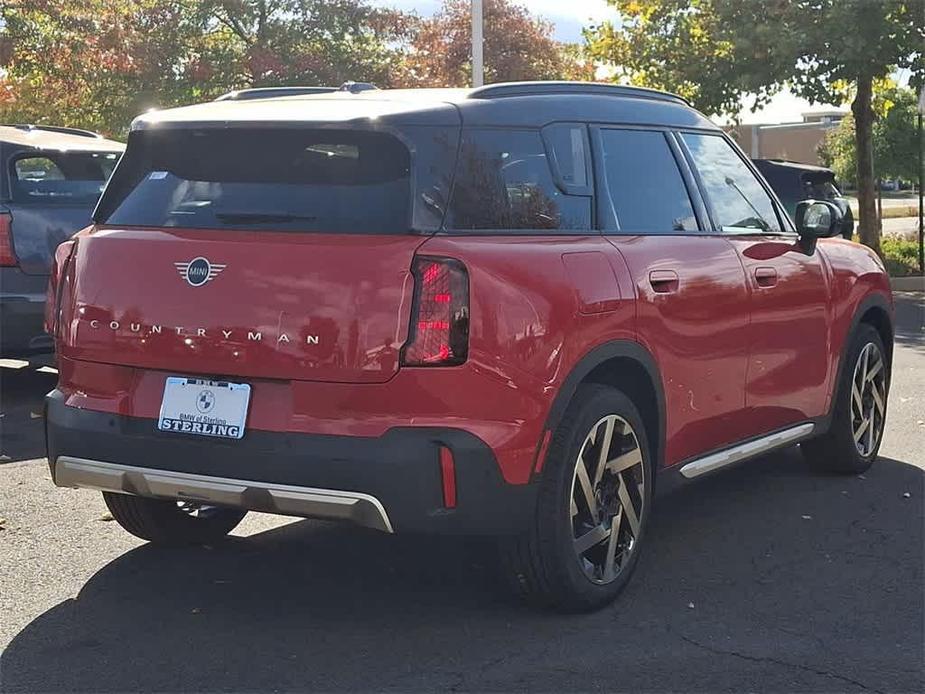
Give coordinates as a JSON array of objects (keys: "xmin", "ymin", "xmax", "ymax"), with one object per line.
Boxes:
[{"xmin": 45, "ymin": 390, "xmax": 537, "ymax": 535}]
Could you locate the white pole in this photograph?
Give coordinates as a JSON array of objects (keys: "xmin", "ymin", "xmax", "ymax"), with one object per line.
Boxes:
[{"xmin": 472, "ymin": 0, "xmax": 484, "ymax": 87}]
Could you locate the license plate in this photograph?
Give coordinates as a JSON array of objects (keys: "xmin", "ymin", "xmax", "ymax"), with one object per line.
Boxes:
[{"xmin": 157, "ymin": 377, "xmax": 251, "ymax": 440}]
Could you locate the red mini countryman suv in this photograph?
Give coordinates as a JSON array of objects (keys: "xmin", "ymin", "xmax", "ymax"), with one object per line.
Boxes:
[{"xmin": 45, "ymin": 82, "xmax": 893, "ymax": 611}]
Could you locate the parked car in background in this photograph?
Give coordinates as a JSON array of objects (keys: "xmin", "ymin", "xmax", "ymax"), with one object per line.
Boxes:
[
  {"xmin": 753, "ymin": 159, "xmax": 854, "ymax": 240},
  {"xmin": 45, "ymin": 84, "xmax": 892, "ymax": 611},
  {"xmin": 0, "ymin": 125, "xmax": 124, "ymax": 356}
]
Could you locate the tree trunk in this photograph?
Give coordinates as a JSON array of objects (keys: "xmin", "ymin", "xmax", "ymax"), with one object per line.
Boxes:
[
  {"xmin": 852, "ymin": 75, "xmax": 880, "ymax": 255},
  {"xmin": 877, "ymin": 179, "xmax": 883, "ymax": 231}
]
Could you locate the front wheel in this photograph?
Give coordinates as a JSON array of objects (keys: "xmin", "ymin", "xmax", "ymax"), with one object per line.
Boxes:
[
  {"xmin": 500, "ymin": 385, "xmax": 653, "ymax": 611},
  {"xmin": 802, "ymin": 323, "xmax": 889, "ymax": 474},
  {"xmin": 103, "ymin": 492, "xmax": 247, "ymax": 545}
]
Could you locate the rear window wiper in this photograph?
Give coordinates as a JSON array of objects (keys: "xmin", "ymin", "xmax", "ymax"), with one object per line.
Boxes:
[{"xmin": 213, "ymin": 211, "xmax": 318, "ymax": 225}]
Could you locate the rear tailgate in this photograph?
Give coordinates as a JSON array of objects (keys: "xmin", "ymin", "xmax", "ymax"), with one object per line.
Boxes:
[
  {"xmin": 59, "ymin": 228, "xmax": 421, "ymax": 383},
  {"xmin": 7, "ymin": 204, "xmax": 94, "ymax": 274},
  {"xmin": 55, "ymin": 122, "xmax": 460, "ymax": 383},
  {"xmin": 7, "ymin": 149, "xmax": 121, "ymax": 274}
]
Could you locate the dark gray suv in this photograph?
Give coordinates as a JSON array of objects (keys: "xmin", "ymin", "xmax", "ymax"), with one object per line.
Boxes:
[{"xmin": 0, "ymin": 125, "xmax": 123, "ymax": 355}]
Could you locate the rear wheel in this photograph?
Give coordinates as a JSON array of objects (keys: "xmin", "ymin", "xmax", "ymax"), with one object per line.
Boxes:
[
  {"xmin": 802, "ymin": 324, "xmax": 888, "ymax": 474},
  {"xmin": 103, "ymin": 492, "xmax": 247, "ymax": 545},
  {"xmin": 500, "ymin": 385, "xmax": 652, "ymax": 611}
]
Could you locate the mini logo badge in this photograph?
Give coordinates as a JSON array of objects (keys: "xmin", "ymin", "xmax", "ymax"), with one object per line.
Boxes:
[{"xmin": 174, "ymin": 257, "xmax": 225, "ymax": 287}]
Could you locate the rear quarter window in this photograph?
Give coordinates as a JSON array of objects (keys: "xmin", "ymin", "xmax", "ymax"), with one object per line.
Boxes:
[
  {"xmin": 9, "ymin": 152, "xmax": 120, "ymax": 204},
  {"xmin": 447, "ymin": 129, "xmax": 592, "ymax": 231}
]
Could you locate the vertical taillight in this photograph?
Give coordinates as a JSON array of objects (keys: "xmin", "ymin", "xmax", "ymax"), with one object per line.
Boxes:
[
  {"xmin": 0, "ymin": 213, "xmax": 16, "ymax": 267},
  {"xmin": 45, "ymin": 239, "xmax": 76, "ymax": 337},
  {"xmin": 401, "ymin": 257, "xmax": 469, "ymax": 366}
]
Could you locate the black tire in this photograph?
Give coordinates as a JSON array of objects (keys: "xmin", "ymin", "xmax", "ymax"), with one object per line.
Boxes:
[
  {"xmin": 500, "ymin": 384, "xmax": 653, "ymax": 612},
  {"xmin": 802, "ymin": 323, "xmax": 888, "ymax": 474},
  {"xmin": 103, "ymin": 492, "xmax": 247, "ymax": 545}
]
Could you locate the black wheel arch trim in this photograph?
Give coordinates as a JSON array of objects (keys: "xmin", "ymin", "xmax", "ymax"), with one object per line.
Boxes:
[
  {"xmin": 540, "ymin": 339, "xmax": 666, "ymax": 471},
  {"xmin": 829, "ymin": 292, "xmax": 894, "ymax": 417}
]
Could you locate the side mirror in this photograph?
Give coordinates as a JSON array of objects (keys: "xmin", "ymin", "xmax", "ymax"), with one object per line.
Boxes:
[{"xmin": 795, "ymin": 199, "xmax": 842, "ymax": 253}]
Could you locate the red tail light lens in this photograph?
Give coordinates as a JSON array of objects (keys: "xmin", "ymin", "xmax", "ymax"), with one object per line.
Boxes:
[
  {"xmin": 45, "ymin": 239, "xmax": 76, "ymax": 336},
  {"xmin": 0, "ymin": 213, "xmax": 16, "ymax": 267},
  {"xmin": 401, "ymin": 257, "xmax": 469, "ymax": 366}
]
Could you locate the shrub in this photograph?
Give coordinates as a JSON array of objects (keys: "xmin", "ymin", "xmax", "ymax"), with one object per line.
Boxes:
[{"xmin": 880, "ymin": 235, "xmax": 921, "ymax": 277}]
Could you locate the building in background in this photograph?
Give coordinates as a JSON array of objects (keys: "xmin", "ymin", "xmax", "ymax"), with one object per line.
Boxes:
[{"xmin": 728, "ymin": 110, "xmax": 847, "ymax": 165}]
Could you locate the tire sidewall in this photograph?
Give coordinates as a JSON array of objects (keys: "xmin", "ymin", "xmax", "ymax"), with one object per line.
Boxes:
[
  {"xmin": 832, "ymin": 324, "xmax": 889, "ymax": 469},
  {"xmin": 539, "ymin": 385, "xmax": 654, "ymax": 608}
]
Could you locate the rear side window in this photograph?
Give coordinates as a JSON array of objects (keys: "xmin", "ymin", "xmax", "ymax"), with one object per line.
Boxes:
[
  {"xmin": 682, "ymin": 133, "xmax": 781, "ymax": 232},
  {"xmin": 599, "ymin": 129, "xmax": 698, "ymax": 233},
  {"xmin": 10, "ymin": 152, "xmax": 120, "ymax": 204},
  {"xmin": 102, "ymin": 129, "xmax": 413, "ymax": 233},
  {"xmin": 447, "ymin": 129, "xmax": 591, "ymax": 231}
]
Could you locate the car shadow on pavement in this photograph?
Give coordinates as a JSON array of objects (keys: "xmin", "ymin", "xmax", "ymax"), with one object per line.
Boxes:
[
  {"xmin": 2, "ymin": 449, "xmax": 922, "ymax": 693},
  {"xmin": 0, "ymin": 365, "xmax": 56, "ymax": 463}
]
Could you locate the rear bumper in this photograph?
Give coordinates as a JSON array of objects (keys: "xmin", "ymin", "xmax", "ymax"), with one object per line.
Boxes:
[
  {"xmin": 0, "ymin": 293, "xmax": 51, "ymax": 355},
  {"xmin": 45, "ymin": 391, "xmax": 538, "ymax": 535}
]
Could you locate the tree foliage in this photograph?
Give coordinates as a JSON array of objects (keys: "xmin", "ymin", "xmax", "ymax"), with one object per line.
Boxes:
[
  {"xmin": 0, "ymin": 0, "xmax": 213, "ymax": 136},
  {"xmin": 586, "ymin": 0, "xmax": 924, "ymax": 254},
  {"xmin": 819, "ymin": 86, "xmax": 921, "ymax": 186},
  {"xmin": 396, "ymin": 0, "xmax": 594, "ymax": 88},
  {"xmin": 0, "ymin": 0, "xmax": 411, "ymax": 137},
  {"xmin": 197, "ymin": 0, "xmax": 413, "ymax": 88},
  {"xmin": 0, "ymin": 0, "xmax": 590, "ymax": 138}
]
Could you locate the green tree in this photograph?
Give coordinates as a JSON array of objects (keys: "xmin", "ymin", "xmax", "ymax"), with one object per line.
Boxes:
[
  {"xmin": 0, "ymin": 0, "xmax": 213, "ymax": 136},
  {"xmin": 0, "ymin": 0, "xmax": 412, "ymax": 137},
  {"xmin": 585, "ymin": 0, "xmax": 924, "ymax": 255},
  {"xmin": 817, "ymin": 117, "xmax": 858, "ymax": 187},
  {"xmin": 819, "ymin": 86, "xmax": 920, "ymax": 187},
  {"xmin": 199, "ymin": 0, "xmax": 413, "ymax": 88}
]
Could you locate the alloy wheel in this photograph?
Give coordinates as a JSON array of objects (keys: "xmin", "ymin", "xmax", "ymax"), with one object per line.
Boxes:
[
  {"xmin": 851, "ymin": 342, "xmax": 886, "ymax": 457},
  {"xmin": 569, "ymin": 414, "xmax": 646, "ymax": 585}
]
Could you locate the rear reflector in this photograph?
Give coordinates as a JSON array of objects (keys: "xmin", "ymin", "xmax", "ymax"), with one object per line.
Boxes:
[
  {"xmin": 401, "ymin": 257, "xmax": 469, "ymax": 366},
  {"xmin": 0, "ymin": 214, "xmax": 16, "ymax": 267},
  {"xmin": 439, "ymin": 447, "xmax": 457, "ymax": 508}
]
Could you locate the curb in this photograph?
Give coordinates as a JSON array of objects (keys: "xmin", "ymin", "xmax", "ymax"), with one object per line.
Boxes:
[{"xmin": 890, "ymin": 275, "xmax": 924, "ymax": 292}]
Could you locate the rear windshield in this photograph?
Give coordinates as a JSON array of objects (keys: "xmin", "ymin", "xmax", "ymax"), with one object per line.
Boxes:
[
  {"xmin": 10, "ymin": 151, "xmax": 120, "ymax": 204},
  {"xmin": 802, "ymin": 175, "xmax": 840, "ymax": 201},
  {"xmin": 101, "ymin": 128, "xmax": 415, "ymax": 233}
]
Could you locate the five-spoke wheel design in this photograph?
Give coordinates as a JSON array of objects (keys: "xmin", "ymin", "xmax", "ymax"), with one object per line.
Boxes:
[
  {"xmin": 851, "ymin": 341, "xmax": 886, "ymax": 457},
  {"xmin": 569, "ymin": 414, "xmax": 645, "ymax": 585}
]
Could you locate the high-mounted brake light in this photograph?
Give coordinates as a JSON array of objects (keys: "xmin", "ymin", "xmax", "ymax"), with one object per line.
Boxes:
[
  {"xmin": 401, "ymin": 257, "xmax": 469, "ymax": 366},
  {"xmin": 0, "ymin": 213, "xmax": 16, "ymax": 267}
]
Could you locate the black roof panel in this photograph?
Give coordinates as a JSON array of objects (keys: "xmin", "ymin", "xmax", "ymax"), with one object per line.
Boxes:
[{"xmin": 132, "ymin": 82, "xmax": 718, "ymax": 132}]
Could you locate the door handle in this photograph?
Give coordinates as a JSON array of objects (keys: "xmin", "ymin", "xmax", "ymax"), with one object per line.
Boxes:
[
  {"xmin": 648, "ymin": 269, "xmax": 679, "ymax": 293},
  {"xmin": 754, "ymin": 266, "xmax": 778, "ymax": 288}
]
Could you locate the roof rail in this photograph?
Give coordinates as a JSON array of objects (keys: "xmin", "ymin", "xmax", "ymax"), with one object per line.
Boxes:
[
  {"xmin": 2, "ymin": 123, "xmax": 102, "ymax": 139},
  {"xmin": 214, "ymin": 86, "xmax": 338, "ymax": 101},
  {"xmin": 467, "ymin": 81, "xmax": 690, "ymax": 106}
]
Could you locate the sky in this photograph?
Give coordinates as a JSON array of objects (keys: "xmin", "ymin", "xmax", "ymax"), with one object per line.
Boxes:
[{"xmin": 375, "ymin": 0, "xmax": 852, "ymax": 124}]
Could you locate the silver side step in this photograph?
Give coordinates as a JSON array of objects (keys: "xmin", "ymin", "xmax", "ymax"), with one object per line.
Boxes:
[
  {"xmin": 53, "ymin": 457, "xmax": 394, "ymax": 533},
  {"xmin": 679, "ymin": 423, "xmax": 815, "ymax": 479}
]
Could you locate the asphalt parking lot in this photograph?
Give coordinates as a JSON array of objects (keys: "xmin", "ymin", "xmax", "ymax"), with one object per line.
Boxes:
[{"xmin": 1, "ymin": 294, "xmax": 922, "ymax": 693}]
